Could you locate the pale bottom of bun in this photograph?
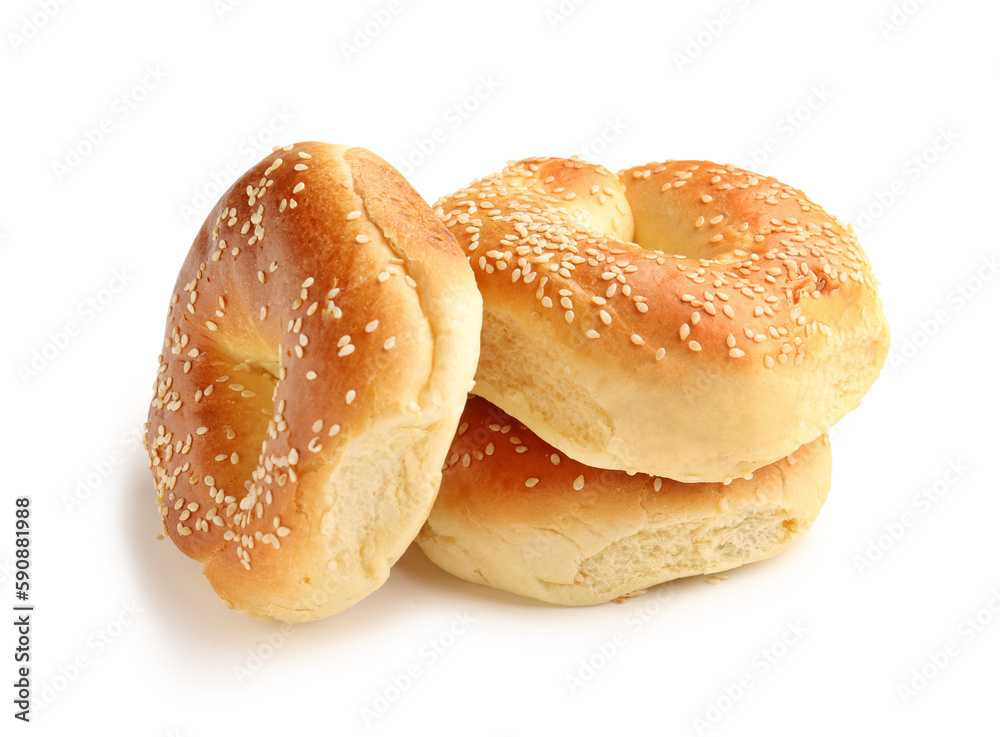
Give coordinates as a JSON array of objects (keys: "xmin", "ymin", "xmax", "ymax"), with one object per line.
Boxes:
[
  {"xmin": 416, "ymin": 398, "xmax": 831, "ymax": 606},
  {"xmin": 472, "ymin": 305, "xmax": 883, "ymax": 484},
  {"xmin": 203, "ymin": 412, "xmax": 463, "ymax": 622}
]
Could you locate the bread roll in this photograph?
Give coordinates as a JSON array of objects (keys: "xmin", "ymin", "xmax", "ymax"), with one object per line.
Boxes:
[{"xmin": 145, "ymin": 142, "xmax": 482, "ymax": 621}]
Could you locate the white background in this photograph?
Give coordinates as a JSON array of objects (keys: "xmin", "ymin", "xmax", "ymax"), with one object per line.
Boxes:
[{"xmin": 3, "ymin": 0, "xmax": 998, "ymax": 734}]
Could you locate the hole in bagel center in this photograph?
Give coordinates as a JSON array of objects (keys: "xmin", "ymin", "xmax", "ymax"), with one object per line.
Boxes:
[
  {"xmin": 219, "ymin": 353, "xmax": 281, "ymax": 507},
  {"xmin": 627, "ymin": 199, "xmax": 737, "ymax": 261}
]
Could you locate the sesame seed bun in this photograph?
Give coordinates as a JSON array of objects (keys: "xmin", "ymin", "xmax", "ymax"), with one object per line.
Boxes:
[
  {"xmin": 416, "ymin": 397, "xmax": 831, "ymax": 606},
  {"xmin": 145, "ymin": 142, "xmax": 482, "ymax": 622},
  {"xmin": 434, "ymin": 157, "xmax": 888, "ymax": 482}
]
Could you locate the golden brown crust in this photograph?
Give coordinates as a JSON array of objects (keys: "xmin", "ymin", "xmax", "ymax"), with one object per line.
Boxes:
[
  {"xmin": 145, "ymin": 142, "xmax": 481, "ymax": 621},
  {"xmin": 416, "ymin": 397, "xmax": 832, "ymax": 606},
  {"xmin": 434, "ymin": 157, "xmax": 888, "ymax": 481}
]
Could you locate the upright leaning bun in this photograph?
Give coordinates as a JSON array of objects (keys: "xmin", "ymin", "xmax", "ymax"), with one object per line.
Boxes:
[
  {"xmin": 434, "ymin": 157, "xmax": 888, "ymax": 482},
  {"xmin": 416, "ymin": 397, "xmax": 831, "ymax": 606},
  {"xmin": 145, "ymin": 142, "xmax": 482, "ymax": 622}
]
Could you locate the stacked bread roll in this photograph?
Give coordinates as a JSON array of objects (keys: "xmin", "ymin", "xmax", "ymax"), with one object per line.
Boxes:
[
  {"xmin": 417, "ymin": 156, "xmax": 888, "ymax": 605},
  {"xmin": 146, "ymin": 144, "xmax": 887, "ymax": 620}
]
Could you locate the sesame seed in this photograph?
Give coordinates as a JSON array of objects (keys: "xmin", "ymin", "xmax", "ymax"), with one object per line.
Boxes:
[
  {"xmin": 356, "ymin": 234, "xmax": 370, "ymax": 243},
  {"xmin": 293, "ymin": 183, "xmax": 305, "ymax": 194},
  {"xmin": 383, "ymin": 337, "xmax": 396, "ymax": 350},
  {"xmin": 631, "ymin": 334, "xmax": 645, "ymax": 345},
  {"xmin": 573, "ymin": 475, "xmax": 585, "ymax": 490},
  {"xmin": 346, "ymin": 210, "xmax": 361, "ymax": 220},
  {"xmin": 729, "ymin": 348, "xmax": 746, "ymax": 358},
  {"xmin": 338, "ymin": 344, "xmax": 355, "ymax": 357},
  {"xmin": 525, "ymin": 478, "xmax": 539, "ymax": 488},
  {"xmin": 365, "ymin": 320, "xmax": 379, "ymax": 332},
  {"xmin": 701, "ymin": 194, "xmax": 713, "ymax": 203},
  {"xmin": 346, "ymin": 390, "xmax": 356, "ymax": 404},
  {"xmin": 688, "ymin": 340, "xmax": 702, "ymax": 352},
  {"xmin": 306, "ymin": 371, "xmax": 318, "ymax": 380}
]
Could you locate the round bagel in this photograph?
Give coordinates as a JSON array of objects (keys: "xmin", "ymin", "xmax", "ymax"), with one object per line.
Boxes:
[
  {"xmin": 145, "ymin": 142, "xmax": 482, "ymax": 622},
  {"xmin": 416, "ymin": 397, "xmax": 831, "ymax": 606},
  {"xmin": 434, "ymin": 157, "xmax": 888, "ymax": 482}
]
